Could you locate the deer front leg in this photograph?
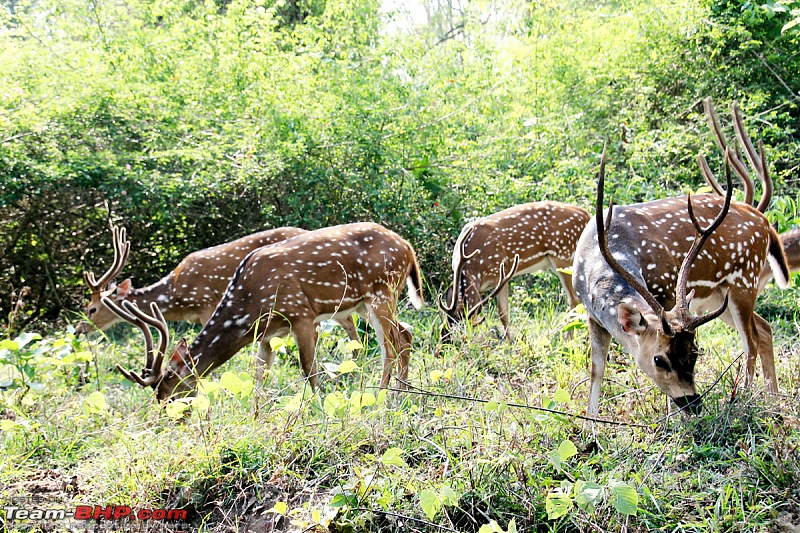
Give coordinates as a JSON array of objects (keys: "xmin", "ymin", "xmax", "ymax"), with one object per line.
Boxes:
[
  {"xmin": 291, "ymin": 318, "xmax": 319, "ymax": 389},
  {"xmin": 495, "ymin": 282, "xmax": 512, "ymax": 341},
  {"xmin": 587, "ymin": 317, "xmax": 612, "ymax": 416},
  {"xmin": 255, "ymin": 341, "xmax": 276, "ymax": 382},
  {"xmin": 753, "ymin": 312, "xmax": 777, "ymax": 392}
]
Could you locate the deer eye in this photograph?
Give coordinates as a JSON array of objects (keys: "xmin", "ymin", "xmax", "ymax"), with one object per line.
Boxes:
[{"xmin": 654, "ymin": 356, "xmax": 671, "ymax": 371}]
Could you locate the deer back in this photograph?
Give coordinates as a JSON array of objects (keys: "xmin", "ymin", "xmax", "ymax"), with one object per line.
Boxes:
[
  {"xmin": 445, "ymin": 201, "xmax": 589, "ymax": 317},
  {"xmin": 184, "ymin": 222, "xmax": 423, "ymax": 376},
  {"xmin": 79, "ymin": 226, "xmax": 307, "ymax": 332}
]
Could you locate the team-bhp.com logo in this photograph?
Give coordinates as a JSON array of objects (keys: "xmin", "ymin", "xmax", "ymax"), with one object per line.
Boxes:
[{"xmin": 4, "ymin": 504, "xmax": 188, "ymax": 521}]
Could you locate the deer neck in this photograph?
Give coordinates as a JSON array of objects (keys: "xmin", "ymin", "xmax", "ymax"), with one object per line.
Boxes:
[{"xmin": 126, "ymin": 274, "xmax": 181, "ymax": 319}]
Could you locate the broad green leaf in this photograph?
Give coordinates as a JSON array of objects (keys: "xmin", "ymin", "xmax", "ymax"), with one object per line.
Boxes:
[
  {"xmin": 443, "ymin": 368, "xmax": 454, "ymax": 380},
  {"xmin": 545, "ymin": 492, "xmax": 573, "ymax": 520},
  {"xmin": 376, "ymin": 389, "xmax": 388, "ymax": 405},
  {"xmin": 82, "ymin": 391, "xmax": 107, "ymax": 415},
  {"xmin": 575, "ymin": 480, "xmax": 604, "ymax": 512},
  {"xmin": 198, "ymin": 378, "xmax": 221, "ymax": 396},
  {"xmin": 0, "ymin": 419, "xmax": 22, "ymax": 431},
  {"xmin": 337, "ymin": 360, "xmax": 359, "ymax": 374},
  {"xmin": 553, "ymin": 387, "xmax": 571, "ymax": 404},
  {"xmin": 283, "ymin": 389, "xmax": 312, "ymax": 412},
  {"xmin": 609, "ymin": 480, "xmax": 639, "ymax": 515},
  {"xmin": 0, "ymin": 340, "xmax": 19, "ymax": 351},
  {"xmin": 485, "ymin": 400, "xmax": 499, "ymax": 412},
  {"xmin": 269, "ymin": 337, "xmax": 286, "ymax": 351},
  {"xmin": 507, "ymin": 518, "xmax": 517, "ymax": 533},
  {"xmin": 557, "ymin": 440, "xmax": 578, "ymax": 462},
  {"xmin": 165, "ymin": 400, "xmax": 190, "ymax": 420},
  {"xmin": 440, "ymin": 486, "xmax": 459, "ymax": 506},
  {"xmin": 430, "ymin": 369, "xmax": 444, "ymax": 382},
  {"xmin": 380, "ymin": 447, "xmax": 407, "ymax": 468},
  {"xmin": 219, "ymin": 372, "xmax": 243, "ymax": 395},
  {"xmin": 16, "ymin": 332, "xmax": 42, "ymax": 350},
  {"xmin": 419, "ymin": 489, "xmax": 440, "ymax": 520},
  {"xmin": 324, "ymin": 392, "xmax": 347, "ymax": 417},
  {"xmin": 478, "ymin": 521, "xmax": 504, "ymax": 533},
  {"xmin": 360, "ymin": 392, "xmax": 376, "ymax": 407},
  {"xmin": 192, "ymin": 394, "xmax": 210, "ymax": 412},
  {"xmin": 343, "ymin": 340, "xmax": 363, "ymax": 352},
  {"xmin": 269, "ymin": 501, "xmax": 288, "ymax": 515}
]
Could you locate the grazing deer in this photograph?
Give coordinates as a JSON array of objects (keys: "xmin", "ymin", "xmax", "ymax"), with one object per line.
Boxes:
[
  {"xmin": 76, "ymin": 225, "xmax": 360, "ymax": 341},
  {"xmin": 698, "ymin": 98, "xmax": 800, "ymax": 290},
  {"xmin": 104, "ymin": 222, "xmax": 424, "ymax": 400},
  {"xmin": 573, "ymin": 142, "xmax": 789, "ymax": 415},
  {"xmin": 439, "ymin": 202, "xmax": 590, "ymax": 340}
]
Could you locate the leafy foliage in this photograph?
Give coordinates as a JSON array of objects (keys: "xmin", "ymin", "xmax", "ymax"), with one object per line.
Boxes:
[{"xmin": 1, "ymin": 0, "xmax": 798, "ymax": 327}]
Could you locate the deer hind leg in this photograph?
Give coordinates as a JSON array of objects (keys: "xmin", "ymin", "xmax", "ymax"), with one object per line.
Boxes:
[
  {"xmin": 587, "ymin": 317, "xmax": 612, "ymax": 416},
  {"xmin": 753, "ymin": 312, "xmax": 777, "ymax": 392},
  {"xmin": 336, "ymin": 315, "xmax": 361, "ymax": 343},
  {"xmin": 365, "ymin": 300, "xmax": 404, "ymax": 390},
  {"xmin": 551, "ymin": 257, "xmax": 581, "ymax": 309},
  {"xmin": 495, "ymin": 282, "xmax": 512, "ymax": 342},
  {"xmin": 722, "ymin": 293, "xmax": 761, "ymax": 389},
  {"xmin": 291, "ymin": 318, "xmax": 319, "ymax": 389}
]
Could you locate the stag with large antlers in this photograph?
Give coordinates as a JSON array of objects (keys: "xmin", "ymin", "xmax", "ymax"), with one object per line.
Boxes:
[
  {"xmin": 573, "ymin": 143, "xmax": 789, "ymax": 415},
  {"xmin": 77, "ymin": 224, "xmax": 360, "ymax": 341},
  {"xmin": 105, "ymin": 222, "xmax": 424, "ymax": 400},
  {"xmin": 698, "ymin": 98, "xmax": 800, "ymax": 291},
  {"xmin": 439, "ymin": 202, "xmax": 590, "ymax": 340}
]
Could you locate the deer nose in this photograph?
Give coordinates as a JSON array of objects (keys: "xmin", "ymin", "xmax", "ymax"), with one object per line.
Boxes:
[{"xmin": 672, "ymin": 394, "xmax": 703, "ymax": 414}]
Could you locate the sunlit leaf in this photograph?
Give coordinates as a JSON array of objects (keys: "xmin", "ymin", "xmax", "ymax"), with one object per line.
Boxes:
[
  {"xmin": 609, "ymin": 480, "xmax": 638, "ymax": 515},
  {"xmin": 419, "ymin": 489, "xmax": 440, "ymax": 520},
  {"xmin": 380, "ymin": 447, "xmax": 407, "ymax": 468}
]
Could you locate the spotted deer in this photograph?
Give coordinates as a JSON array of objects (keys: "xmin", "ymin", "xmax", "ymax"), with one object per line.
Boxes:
[
  {"xmin": 573, "ymin": 144, "xmax": 789, "ymax": 415},
  {"xmin": 698, "ymin": 98, "xmax": 800, "ymax": 290},
  {"xmin": 104, "ymin": 222, "xmax": 424, "ymax": 400},
  {"xmin": 439, "ymin": 202, "xmax": 590, "ymax": 340},
  {"xmin": 76, "ymin": 224, "xmax": 360, "ymax": 341}
]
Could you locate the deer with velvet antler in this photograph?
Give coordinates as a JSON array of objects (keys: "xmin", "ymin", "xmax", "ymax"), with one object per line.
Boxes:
[
  {"xmin": 699, "ymin": 98, "xmax": 800, "ymax": 291},
  {"xmin": 439, "ymin": 202, "xmax": 590, "ymax": 341},
  {"xmin": 104, "ymin": 222, "xmax": 424, "ymax": 401},
  {"xmin": 77, "ymin": 224, "xmax": 360, "ymax": 342},
  {"xmin": 573, "ymin": 103, "xmax": 789, "ymax": 415}
]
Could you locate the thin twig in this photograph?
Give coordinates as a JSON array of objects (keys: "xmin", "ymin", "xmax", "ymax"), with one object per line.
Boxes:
[{"xmin": 385, "ymin": 382, "xmax": 652, "ymax": 429}]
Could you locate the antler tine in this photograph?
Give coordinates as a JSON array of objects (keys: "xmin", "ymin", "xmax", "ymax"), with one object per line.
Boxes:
[
  {"xmin": 595, "ymin": 147, "xmax": 668, "ymax": 326},
  {"xmin": 465, "ymin": 254, "xmax": 520, "ymax": 320},
  {"xmin": 84, "ymin": 223, "xmax": 131, "ymax": 292},
  {"xmin": 698, "ymin": 154, "xmax": 725, "ymax": 196},
  {"xmin": 439, "ymin": 226, "xmax": 480, "ymax": 314},
  {"xmin": 674, "ymin": 153, "xmax": 734, "ymax": 328},
  {"xmin": 731, "ymin": 101, "xmax": 773, "ymax": 212},
  {"xmin": 101, "ymin": 296, "xmax": 164, "ymax": 387},
  {"xmin": 703, "ymin": 98, "xmax": 754, "ymax": 205}
]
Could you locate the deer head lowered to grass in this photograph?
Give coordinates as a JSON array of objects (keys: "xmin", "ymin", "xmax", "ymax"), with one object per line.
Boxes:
[
  {"xmin": 439, "ymin": 202, "xmax": 590, "ymax": 341},
  {"xmin": 105, "ymin": 222, "xmax": 424, "ymax": 401},
  {"xmin": 76, "ymin": 223, "xmax": 360, "ymax": 342},
  {"xmin": 573, "ymin": 144, "xmax": 789, "ymax": 416}
]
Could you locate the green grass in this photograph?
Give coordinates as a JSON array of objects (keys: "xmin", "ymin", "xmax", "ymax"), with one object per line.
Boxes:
[{"xmin": 1, "ymin": 283, "xmax": 799, "ymax": 533}]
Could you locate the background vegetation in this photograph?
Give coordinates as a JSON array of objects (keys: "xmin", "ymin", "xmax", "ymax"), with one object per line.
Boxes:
[
  {"xmin": 1, "ymin": 0, "xmax": 799, "ymax": 327},
  {"xmin": 1, "ymin": 0, "xmax": 800, "ymax": 531}
]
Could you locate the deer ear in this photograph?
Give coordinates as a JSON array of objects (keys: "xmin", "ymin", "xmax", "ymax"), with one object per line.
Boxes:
[
  {"xmin": 169, "ymin": 338, "xmax": 190, "ymax": 367},
  {"xmin": 116, "ymin": 278, "xmax": 133, "ymax": 298},
  {"xmin": 617, "ymin": 303, "xmax": 648, "ymax": 335}
]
